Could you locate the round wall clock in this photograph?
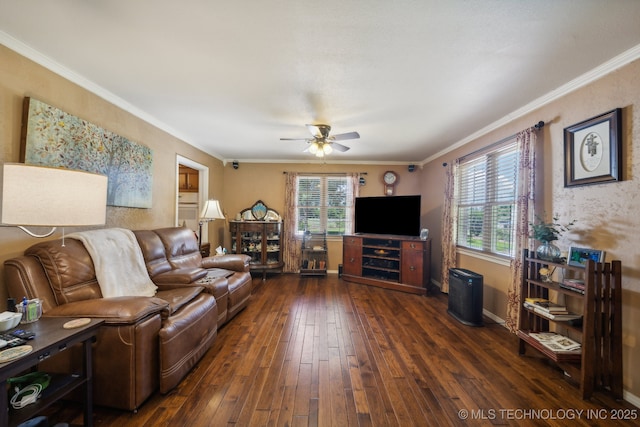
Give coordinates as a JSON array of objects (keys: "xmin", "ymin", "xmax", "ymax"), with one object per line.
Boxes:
[{"xmin": 382, "ymin": 171, "xmax": 398, "ymax": 195}]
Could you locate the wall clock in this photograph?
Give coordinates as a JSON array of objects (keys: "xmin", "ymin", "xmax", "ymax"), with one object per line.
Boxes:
[{"xmin": 383, "ymin": 171, "xmax": 398, "ymax": 195}]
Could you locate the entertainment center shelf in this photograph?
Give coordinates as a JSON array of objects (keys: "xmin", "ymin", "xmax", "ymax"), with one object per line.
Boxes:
[{"xmin": 342, "ymin": 234, "xmax": 431, "ymax": 295}]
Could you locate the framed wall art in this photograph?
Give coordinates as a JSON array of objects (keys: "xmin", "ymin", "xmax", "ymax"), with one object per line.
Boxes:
[
  {"xmin": 567, "ymin": 246, "xmax": 605, "ymax": 268},
  {"xmin": 20, "ymin": 97, "xmax": 154, "ymax": 208},
  {"xmin": 564, "ymin": 108, "xmax": 622, "ymax": 187}
]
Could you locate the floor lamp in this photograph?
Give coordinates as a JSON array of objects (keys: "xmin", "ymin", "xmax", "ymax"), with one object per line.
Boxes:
[{"xmin": 199, "ymin": 199, "xmax": 225, "ymax": 249}]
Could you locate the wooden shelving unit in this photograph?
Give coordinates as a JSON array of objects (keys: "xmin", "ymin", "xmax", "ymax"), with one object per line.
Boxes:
[
  {"xmin": 518, "ymin": 249, "xmax": 622, "ymax": 399},
  {"xmin": 300, "ymin": 231, "xmax": 327, "ymax": 276}
]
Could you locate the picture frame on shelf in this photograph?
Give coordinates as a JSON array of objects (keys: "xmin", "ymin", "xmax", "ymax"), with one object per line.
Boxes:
[
  {"xmin": 567, "ymin": 246, "xmax": 605, "ymax": 268},
  {"xmin": 564, "ymin": 108, "xmax": 622, "ymax": 187}
]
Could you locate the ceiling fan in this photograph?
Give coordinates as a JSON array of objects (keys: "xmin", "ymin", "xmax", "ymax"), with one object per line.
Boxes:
[{"xmin": 280, "ymin": 124, "xmax": 360, "ymax": 157}]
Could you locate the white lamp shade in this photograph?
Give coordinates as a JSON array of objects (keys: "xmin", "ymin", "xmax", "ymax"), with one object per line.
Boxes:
[
  {"xmin": 1, "ymin": 163, "xmax": 107, "ymax": 226},
  {"xmin": 200, "ymin": 199, "xmax": 225, "ymax": 220}
]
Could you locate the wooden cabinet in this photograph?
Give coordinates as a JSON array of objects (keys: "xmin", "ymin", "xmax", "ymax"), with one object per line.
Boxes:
[
  {"xmin": 230, "ymin": 220, "xmax": 283, "ymax": 279},
  {"xmin": 178, "ymin": 165, "xmax": 199, "ymax": 192},
  {"xmin": 300, "ymin": 232, "xmax": 327, "ymax": 276},
  {"xmin": 343, "ymin": 236, "xmax": 363, "ymax": 277},
  {"xmin": 342, "ymin": 234, "xmax": 431, "ymax": 295},
  {"xmin": 401, "ymin": 240, "xmax": 427, "ymax": 287},
  {"xmin": 517, "ymin": 249, "xmax": 622, "ymax": 399}
]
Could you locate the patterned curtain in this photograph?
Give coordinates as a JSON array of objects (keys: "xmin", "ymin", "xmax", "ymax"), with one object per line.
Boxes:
[
  {"xmin": 440, "ymin": 160, "xmax": 459, "ymax": 293},
  {"xmin": 347, "ymin": 172, "xmax": 360, "ymax": 234},
  {"xmin": 282, "ymin": 172, "xmax": 300, "ymax": 272},
  {"xmin": 505, "ymin": 128, "xmax": 537, "ymax": 332}
]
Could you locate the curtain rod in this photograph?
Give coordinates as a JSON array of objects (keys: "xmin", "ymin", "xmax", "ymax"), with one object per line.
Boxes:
[
  {"xmin": 447, "ymin": 121, "xmax": 545, "ymax": 166},
  {"xmin": 282, "ymin": 171, "xmax": 368, "ymax": 175}
]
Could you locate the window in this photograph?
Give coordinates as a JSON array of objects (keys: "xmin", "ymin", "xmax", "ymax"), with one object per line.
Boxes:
[
  {"xmin": 295, "ymin": 175, "xmax": 354, "ymax": 236},
  {"xmin": 456, "ymin": 140, "xmax": 518, "ymax": 257}
]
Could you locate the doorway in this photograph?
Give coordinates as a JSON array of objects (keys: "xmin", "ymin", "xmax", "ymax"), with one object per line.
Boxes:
[{"xmin": 176, "ymin": 155, "xmax": 209, "ymax": 243}]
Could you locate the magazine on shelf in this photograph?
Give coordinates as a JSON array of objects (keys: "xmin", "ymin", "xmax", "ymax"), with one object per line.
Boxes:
[
  {"xmin": 528, "ymin": 332, "xmax": 581, "ymax": 353},
  {"xmin": 560, "ymin": 284, "xmax": 586, "ymax": 295},
  {"xmin": 562, "ymin": 278, "xmax": 585, "ymax": 287},
  {"xmin": 561, "ymin": 278, "xmax": 586, "ymax": 294}
]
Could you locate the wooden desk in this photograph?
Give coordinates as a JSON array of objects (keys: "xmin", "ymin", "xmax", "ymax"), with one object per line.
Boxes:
[{"xmin": 0, "ymin": 317, "xmax": 103, "ymax": 427}]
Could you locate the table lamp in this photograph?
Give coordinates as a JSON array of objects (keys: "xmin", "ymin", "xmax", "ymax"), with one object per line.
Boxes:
[
  {"xmin": 199, "ymin": 199, "xmax": 225, "ymax": 248},
  {"xmin": 1, "ymin": 163, "xmax": 108, "ymax": 242}
]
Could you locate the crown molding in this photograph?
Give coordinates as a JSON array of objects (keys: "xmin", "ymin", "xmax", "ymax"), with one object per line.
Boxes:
[
  {"xmin": 4, "ymin": 31, "xmax": 639, "ymax": 167},
  {"xmin": 1, "ymin": 31, "xmax": 222, "ymax": 159},
  {"xmin": 422, "ymin": 43, "xmax": 640, "ymax": 166}
]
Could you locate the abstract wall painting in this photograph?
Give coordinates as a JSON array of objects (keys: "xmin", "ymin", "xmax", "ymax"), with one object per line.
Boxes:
[{"xmin": 21, "ymin": 97, "xmax": 153, "ymax": 208}]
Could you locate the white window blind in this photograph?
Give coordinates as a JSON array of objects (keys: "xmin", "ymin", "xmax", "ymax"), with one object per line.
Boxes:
[
  {"xmin": 456, "ymin": 141, "xmax": 519, "ymax": 257},
  {"xmin": 296, "ymin": 175, "xmax": 353, "ymax": 236}
]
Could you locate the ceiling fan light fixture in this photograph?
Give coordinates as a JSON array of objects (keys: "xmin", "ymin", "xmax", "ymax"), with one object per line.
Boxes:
[
  {"xmin": 283, "ymin": 123, "xmax": 359, "ymax": 157},
  {"xmin": 308, "ymin": 141, "xmax": 319, "ymax": 154}
]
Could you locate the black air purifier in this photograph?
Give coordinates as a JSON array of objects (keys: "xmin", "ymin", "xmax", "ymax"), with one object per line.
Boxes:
[{"xmin": 447, "ymin": 268, "xmax": 484, "ymax": 326}]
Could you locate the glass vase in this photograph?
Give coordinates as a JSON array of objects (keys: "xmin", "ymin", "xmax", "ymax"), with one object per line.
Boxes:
[{"xmin": 536, "ymin": 241, "xmax": 561, "ymax": 262}]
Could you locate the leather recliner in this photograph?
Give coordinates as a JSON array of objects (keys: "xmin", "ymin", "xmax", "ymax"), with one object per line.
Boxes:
[
  {"xmin": 135, "ymin": 227, "xmax": 252, "ymax": 325},
  {"xmin": 4, "ymin": 236, "xmax": 219, "ymax": 411}
]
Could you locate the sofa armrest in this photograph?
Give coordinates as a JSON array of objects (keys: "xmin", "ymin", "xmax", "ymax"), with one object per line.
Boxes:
[
  {"xmin": 43, "ymin": 296, "xmax": 170, "ymax": 324},
  {"xmin": 202, "ymin": 254, "xmax": 251, "ymax": 272},
  {"xmin": 152, "ymin": 267, "xmax": 207, "ymax": 284},
  {"xmin": 155, "ymin": 277, "xmax": 228, "ymax": 299}
]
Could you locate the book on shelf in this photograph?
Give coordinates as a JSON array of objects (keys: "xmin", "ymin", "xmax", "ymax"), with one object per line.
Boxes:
[
  {"xmin": 523, "ymin": 302, "xmax": 579, "ymax": 321},
  {"xmin": 563, "ymin": 278, "xmax": 585, "ymax": 287},
  {"xmin": 560, "ymin": 284, "xmax": 586, "ymax": 294},
  {"xmin": 561, "ymin": 278, "xmax": 586, "ymax": 294},
  {"xmin": 523, "ymin": 302, "xmax": 582, "ymax": 321},
  {"xmin": 524, "ymin": 297, "xmax": 549, "ymax": 305},
  {"xmin": 527, "ymin": 332, "xmax": 582, "ymax": 354},
  {"xmin": 524, "ymin": 298, "xmax": 568, "ymax": 314}
]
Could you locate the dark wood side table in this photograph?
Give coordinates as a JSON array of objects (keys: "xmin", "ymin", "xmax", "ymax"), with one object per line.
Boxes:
[
  {"xmin": 200, "ymin": 242, "xmax": 211, "ymax": 257},
  {"xmin": 0, "ymin": 317, "xmax": 103, "ymax": 427}
]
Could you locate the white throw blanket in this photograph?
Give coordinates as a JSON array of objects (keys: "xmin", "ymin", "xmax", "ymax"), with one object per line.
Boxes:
[{"xmin": 68, "ymin": 228, "xmax": 157, "ymax": 298}]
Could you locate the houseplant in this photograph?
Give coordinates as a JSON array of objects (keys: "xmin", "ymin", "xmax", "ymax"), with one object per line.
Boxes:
[{"xmin": 529, "ymin": 214, "xmax": 576, "ymax": 261}]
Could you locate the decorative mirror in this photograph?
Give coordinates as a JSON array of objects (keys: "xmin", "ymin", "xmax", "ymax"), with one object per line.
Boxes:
[
  {"xmin": 236, "ymin": 200, "xmax": 281, "ymax": 221},
  {"xmin": 251, "ymin": 200, "xmax": 268, "ymax": 220}
]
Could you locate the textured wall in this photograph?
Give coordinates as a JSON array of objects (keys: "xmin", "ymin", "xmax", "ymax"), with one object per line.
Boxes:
[
  {"xmin": 422, "ymin": 58, "xmax": 640, "ymax": 402},
  {"xmin": 221, "ymin": 162, "xmax": 423, "ymax": 271},
  {"xmin": 0, "ymin": 45, "xmax": 224, "ymax": 305}
]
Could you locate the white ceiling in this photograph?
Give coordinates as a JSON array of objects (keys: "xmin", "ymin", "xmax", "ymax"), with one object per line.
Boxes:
[{"xmin": 2, "ymin": 1, "xmax": 640, "ymax": 164}]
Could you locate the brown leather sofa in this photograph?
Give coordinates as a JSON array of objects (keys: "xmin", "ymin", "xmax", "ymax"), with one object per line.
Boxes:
[
  {"xmin": 134, "ymin": 226, "xmax": 252, "ymax": 325},
  {"xmin": 3, "ymin": 227, "xmax": 252, "ymax": 411}
]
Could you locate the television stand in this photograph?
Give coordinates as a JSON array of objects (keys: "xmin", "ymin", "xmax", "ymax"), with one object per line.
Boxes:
[{"xmin": 342, "ymin": 234, "xmax": 431, "ymax": 295}]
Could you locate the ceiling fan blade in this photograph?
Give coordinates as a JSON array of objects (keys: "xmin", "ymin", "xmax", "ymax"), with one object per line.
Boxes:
[
  {"xmin": 306, "ymin": 124, "xmax": 322, "ymax": 138},
  {"xmin": 280, "ymin": 137, "xmax": 309, "ymax": 141},
  {"xmin": 330, "ymin": 131, "xmax": 360, "ymax": 141},
  {"xmin": 306, "ymin": 124, "xmax": 331, "ymax": 138},
  {"xmin": 331, "ymin": 142, "xmax": 350, "ymax": 152}
]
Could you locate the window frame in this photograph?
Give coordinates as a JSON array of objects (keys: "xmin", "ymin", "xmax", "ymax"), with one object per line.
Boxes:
[
  {"xmin": 455, "ymin": 139, "xmax": 519, "ymax": 259},
  {"xmin": 294, "ymin": 174, "xmax": 354, "ymax": 238}
]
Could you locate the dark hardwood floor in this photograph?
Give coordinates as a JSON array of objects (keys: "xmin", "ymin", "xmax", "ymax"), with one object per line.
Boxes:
[{"xmin": 44, "ymin": 274, "xmax": 638, "ymax": 426}]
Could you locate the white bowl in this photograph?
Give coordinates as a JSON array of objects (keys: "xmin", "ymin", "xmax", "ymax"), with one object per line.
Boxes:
[{"xmin": 0, "ymin": 311, "xmax": 22, "ymax": 331}]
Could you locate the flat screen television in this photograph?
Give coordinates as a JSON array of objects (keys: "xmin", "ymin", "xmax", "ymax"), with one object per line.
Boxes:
[{"xmin": 354, "ymin": 195, "xmax": 421, "ymax": 237}]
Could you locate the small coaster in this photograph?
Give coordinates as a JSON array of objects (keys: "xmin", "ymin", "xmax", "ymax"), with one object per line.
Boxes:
[
  {"xmin": 0, "ymin": 345, "xmax": 32, "ymax": 363},
  {"xmin": 63, "ymin": 318, "xmax": 91, "ymax": 329}
]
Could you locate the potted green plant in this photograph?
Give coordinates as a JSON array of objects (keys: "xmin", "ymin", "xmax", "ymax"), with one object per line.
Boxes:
[{"xmin": 529, "ymin": 214, "xmax": 576, "ymax": 261}]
